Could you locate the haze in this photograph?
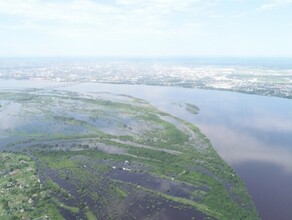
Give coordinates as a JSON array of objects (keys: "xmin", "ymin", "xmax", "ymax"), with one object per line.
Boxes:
[{"xmin": 1, "ymin": 0, "xmax": 292, "ymax": 57}]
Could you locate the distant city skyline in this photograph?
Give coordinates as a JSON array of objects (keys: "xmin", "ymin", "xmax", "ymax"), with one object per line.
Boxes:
[{"xmin": 0, "ymin": 0, "xmax": 292, "ymax": 57}]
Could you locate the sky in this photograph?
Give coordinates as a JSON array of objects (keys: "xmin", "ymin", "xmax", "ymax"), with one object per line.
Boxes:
[{"xmin": 0, "ymin": 0, "xmax": 292, "ymax": 57}]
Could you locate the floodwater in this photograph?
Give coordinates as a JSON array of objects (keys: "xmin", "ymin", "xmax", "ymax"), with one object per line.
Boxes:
[
  {"xmin": 1, "ymin": 79, "xmax": 292, "ymax": 219},
  {"xmin": 109, "ymin": 169, "xmax": 204, "ymax": 200}
]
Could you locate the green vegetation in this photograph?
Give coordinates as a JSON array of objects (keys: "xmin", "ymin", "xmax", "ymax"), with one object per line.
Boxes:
[
  {"xmin": 185, "ymin": 103, "xmax": 200, "ymax": 114},
  {"xmin": 53, "ymin": 199, "xmax": 80, "ymax": 214},
  {"xmin": 0, "ymin": 152, "xmax": 64, "ymax": 220},
  {"xmin": 85, "ymin": 210, "xmax": 97, "ymax": 220},
  {"xmin": 0, "ymin": 90, "xmax": 259, "ymax": 219},
  {"xmin": 114, "ymin": 186, "xmax": 128, "ymax": 199}
]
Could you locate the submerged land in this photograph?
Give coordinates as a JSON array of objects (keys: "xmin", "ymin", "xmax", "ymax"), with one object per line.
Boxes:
[{"xmin": 0, "ymin": 89, "xmax": 259, "ymax": 219}]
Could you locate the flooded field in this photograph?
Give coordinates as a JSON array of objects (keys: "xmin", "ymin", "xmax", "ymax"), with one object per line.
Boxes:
[
  {"xmin": 0, "ymin": 84, "xmax": 259, "ymax": 219},
  {"xmin": 58, "ymin": 82, "xmax": 292, "ymax": 220}
]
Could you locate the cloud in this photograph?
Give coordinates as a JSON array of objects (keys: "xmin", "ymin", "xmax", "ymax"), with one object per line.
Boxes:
[
  {"xmin": 116, "ymin": 0, "xmax": 201, "ymax": 11},
  {"xmin": 0, "ymin": 0, "xmax": 119, "ymax": 26},
  {"xmin": 0, "ymin": 0, "xmax": 209, "ymax": 39},
  {"xmin": 258, "ymin": 0, "xmax": 292, "ymax": 10},
  {"xmin": 0, "ymin": 0, "xmax": 208, "ymax": 26},
  {"xmin": 0, "ymin": 0, "xmax": 215, "ymax": 56},
  {"xmin": 0, "ymin": 0, "xmax": 211, "ymax": 44}
]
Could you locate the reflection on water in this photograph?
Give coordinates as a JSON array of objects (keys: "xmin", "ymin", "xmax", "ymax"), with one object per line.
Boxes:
[
  {"xmin": 1, "ymin": 80, "xmax": 292, "ymax": 219},
  {"xmin": 65, "ymin": 82, "xmax": 292, "ymax": 220},
  {"xmin": 234, "ymin": 161, "xmax": 292, "ymax": 220}
]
